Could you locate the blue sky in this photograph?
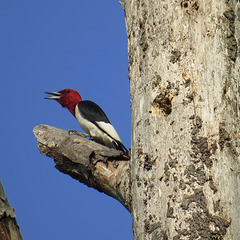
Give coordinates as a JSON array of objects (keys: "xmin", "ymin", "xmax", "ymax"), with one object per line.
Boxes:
[{"xmin": 0, "ymin": 1, "xmax": 132, "ymax": 239}]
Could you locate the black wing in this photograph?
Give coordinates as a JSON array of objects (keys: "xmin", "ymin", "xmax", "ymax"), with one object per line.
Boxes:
[{"xmin": 77, "ymin": 100, "xmax": 111, "ymax": 124}]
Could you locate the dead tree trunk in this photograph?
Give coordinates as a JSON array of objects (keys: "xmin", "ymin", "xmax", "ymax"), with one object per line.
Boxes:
[
  {"xmin": 0, "ymin": 181, "xmax": 23, "ymax": 240},
  {"xmin": 123, "ymin": 0, "xmax": 240, "ymax": 239},
  {"xmin": 34, "ymin": 0, "xmax": 240, "ymax": 239}
]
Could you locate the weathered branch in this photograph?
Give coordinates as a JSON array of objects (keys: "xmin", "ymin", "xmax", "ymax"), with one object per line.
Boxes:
[
  {"xmin": 33, "ymin": 125, "xmax": 131, "ymax": 211},
  {"xmin": 0, "ymin": 181, "xmax": 23, "ymax": 240}
]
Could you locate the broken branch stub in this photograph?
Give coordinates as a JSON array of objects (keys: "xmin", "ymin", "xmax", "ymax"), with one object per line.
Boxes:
[{"xmin": 33, "ymin": 124, "xmax": 131, "ymax": 210}]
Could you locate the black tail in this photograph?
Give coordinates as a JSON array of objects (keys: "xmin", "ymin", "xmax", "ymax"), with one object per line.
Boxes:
[{"xmin": 115, "ymin": 140, "xmax": 128, "ymax": 152}]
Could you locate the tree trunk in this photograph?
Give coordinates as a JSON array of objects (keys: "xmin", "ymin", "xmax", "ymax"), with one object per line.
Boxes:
[
  {"xmin": 0, "ymin": 181, "xmax": 23, "ymax": 240},
  {"xmin": 123, "ymin": 0, "xmax": 240, "ymax": 239}
]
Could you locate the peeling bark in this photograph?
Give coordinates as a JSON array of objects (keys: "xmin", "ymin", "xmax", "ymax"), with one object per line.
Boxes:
[
  {"xmin": 33, "ymin": 125, "xmax": 131, "ymax": 210},
  {"xmin": 0, "ymin": 181, "xmax": 23, "ymax": 240},
  {"xmin": 122, "ymin": 0, "xmax": 240, "ymax": 239}
]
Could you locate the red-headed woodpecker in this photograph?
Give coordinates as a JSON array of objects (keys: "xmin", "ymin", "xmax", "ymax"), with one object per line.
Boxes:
[{"xmin": 45, "ymin": 89, "xmax": 127, "ymax": 152}]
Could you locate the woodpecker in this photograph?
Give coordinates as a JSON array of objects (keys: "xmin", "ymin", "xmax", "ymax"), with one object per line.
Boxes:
[{"xmin": 45, "ymin": 88, "xmax": 127, "ymax": 152}]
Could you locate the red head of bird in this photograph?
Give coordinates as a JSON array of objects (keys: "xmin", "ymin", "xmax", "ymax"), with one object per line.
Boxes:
[{"xmin": 45, "ymin": 88, "xmax": 82, "ymax": 116}]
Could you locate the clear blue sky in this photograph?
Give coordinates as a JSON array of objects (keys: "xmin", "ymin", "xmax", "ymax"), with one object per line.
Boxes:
[{"xmin": 0, "ymin": 1, "xmax": 132, "ymax": 239}]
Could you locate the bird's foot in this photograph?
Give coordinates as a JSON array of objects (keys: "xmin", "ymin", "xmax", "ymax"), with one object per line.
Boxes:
[{"xmin": 68, "ymin": 129, "xmax": 90, "ymax": 138}]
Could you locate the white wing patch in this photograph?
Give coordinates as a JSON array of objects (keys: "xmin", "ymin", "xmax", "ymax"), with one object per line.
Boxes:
[{"xmin": 96, "ymin": 121, "xmax": 121, "ymax": 142}]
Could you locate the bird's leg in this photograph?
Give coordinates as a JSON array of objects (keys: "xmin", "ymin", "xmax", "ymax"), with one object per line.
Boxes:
[{"xmin": 68, "ymin": 129, "xmax": 90, "ymax": 138}]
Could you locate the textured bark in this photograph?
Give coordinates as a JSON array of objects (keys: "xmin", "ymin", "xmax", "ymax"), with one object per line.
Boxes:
[
  {"xmin": 0, "ymin": 181, "xmax": 23, "ymax": 240},
  {"xmin": 33, "ymin": 125, "xmax": 131, "ymax": 210},
  {"xmin": 122, "ymin": 0, "xmax": 240, "ymax": 239}
]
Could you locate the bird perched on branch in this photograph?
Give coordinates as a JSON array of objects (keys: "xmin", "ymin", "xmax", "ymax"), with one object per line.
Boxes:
[{"xmin": 45, "ymin": 88, "xmax": 127, "ymax": 152}]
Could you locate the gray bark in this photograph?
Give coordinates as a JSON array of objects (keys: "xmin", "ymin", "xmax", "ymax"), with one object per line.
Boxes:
[
  {"xmin": 122, "ymin": 0, "xmax": 240, "ymax": 239},
  {"xmin": 0, "ymin": 181, "xmax": 23, "ymax": 240}
]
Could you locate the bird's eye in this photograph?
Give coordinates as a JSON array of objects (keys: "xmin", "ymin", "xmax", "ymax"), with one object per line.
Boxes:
[{"xmin": 65, "ymin": 90, "xmax": 70, "ymax": 94}]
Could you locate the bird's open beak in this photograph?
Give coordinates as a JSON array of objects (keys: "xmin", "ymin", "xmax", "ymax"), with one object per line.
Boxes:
[{"xmin": 44, "ymin": 91, "xmax": 62, "ymax": 100}]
